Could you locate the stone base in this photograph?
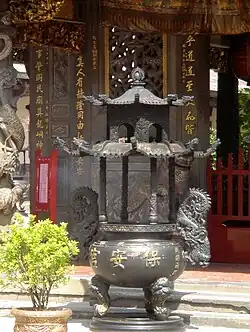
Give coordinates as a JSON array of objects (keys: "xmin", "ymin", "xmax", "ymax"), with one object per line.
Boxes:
[{"xmin": 90, "ymin": 311, "xmax": 185, "ymax": 331}]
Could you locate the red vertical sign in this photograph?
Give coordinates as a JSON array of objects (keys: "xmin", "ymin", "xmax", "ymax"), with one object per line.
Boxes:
[
  {"xmin": 50, "ymin": 149, "xmax": 58, "ymax": 223},
  {"xmin": 34, "ymin": 149, "xmax": 58, "ymax": 222}
]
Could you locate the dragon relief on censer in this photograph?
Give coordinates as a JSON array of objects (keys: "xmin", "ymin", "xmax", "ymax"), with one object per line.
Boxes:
[{"xmin": 0, "ymin": 65, "xmax": 29, "ymax": 228}]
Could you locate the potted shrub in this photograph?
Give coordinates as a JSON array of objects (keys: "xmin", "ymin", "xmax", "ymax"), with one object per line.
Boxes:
[{"xmin": 0, "ymin": 213, "xmax": 79, "ymax": 332}]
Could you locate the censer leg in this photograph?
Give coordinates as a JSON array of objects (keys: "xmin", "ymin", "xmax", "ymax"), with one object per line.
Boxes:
[
  {"xmin": 149, "ymin": 277, "xmax": 174, "ymax": 321},
  {"xmin": 91, "ymin": 275, "xmax": 111, "ymax": 317}
]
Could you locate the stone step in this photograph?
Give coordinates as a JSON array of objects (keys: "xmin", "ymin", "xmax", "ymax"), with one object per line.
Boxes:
[
  {"xmin": 58, "ymin": 276, "xmax": 250, "ymax": 298},
  {"xmin": 2, "ymin": 274, "xmax": 250, "ymax": 301},
  {"xmin": 176, "ymin": 279, "xmax": 250, "ymax": 294},
  {"xmin": 3, "ymin": 287, "xmax": 250, "ymax": 315},
  {"xmin": 2, "ymin": 276, "xmax": 250, "ymax": 311},
  {"xmin": 91, "ymin": 287, "xmax": 250, "ymax": 314}
]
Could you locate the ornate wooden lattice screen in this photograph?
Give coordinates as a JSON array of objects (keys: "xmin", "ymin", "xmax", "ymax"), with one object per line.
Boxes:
[{"xmin": 109, "ymin": 27, "xmax": 164, "ymax": 98}]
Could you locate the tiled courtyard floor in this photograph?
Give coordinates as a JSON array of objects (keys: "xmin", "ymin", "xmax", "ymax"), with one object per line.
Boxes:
[
  {"xmin": 2, "ymin": 317, "xmax": 250, "ymax": 332},
  {"xmin": 72, "ymin": 263, "xmax": 250, "ymax": 282}
]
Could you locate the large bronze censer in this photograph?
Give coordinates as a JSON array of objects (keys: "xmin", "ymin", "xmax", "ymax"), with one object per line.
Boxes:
[{"xmin": 55, "ymin": 68, "xmax": 220, "ymax": 331}]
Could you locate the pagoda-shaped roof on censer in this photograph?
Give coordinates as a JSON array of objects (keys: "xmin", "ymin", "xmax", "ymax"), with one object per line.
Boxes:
[
  {"xmin": 54, "ymin": 68, "xmax": 194, "ymax": 159},
  {"xmin": 86, "ymin": 67, "xmax": 192, "ymax": 106}
]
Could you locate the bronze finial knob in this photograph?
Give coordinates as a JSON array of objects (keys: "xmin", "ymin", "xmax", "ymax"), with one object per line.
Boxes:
[{"xmin": 131, "ymin": 67, "xmax": 145, "ymax": 84}]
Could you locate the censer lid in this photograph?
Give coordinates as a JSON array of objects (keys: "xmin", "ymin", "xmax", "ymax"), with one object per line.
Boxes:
[
  {"xmin": 105, "ymin": 67, "xmax": 169, "ymax": 105},
  {"xmin": 84, "ymin": 67, "xmax": 192, "ymax": 106}
]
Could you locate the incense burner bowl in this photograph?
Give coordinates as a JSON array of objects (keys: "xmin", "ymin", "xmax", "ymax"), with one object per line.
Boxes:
[
  {"xmin": 89, "ymin": 187, "xmax": 212, "ymax": 321},
  {"xmin": 89, "ymin": 238, "xmax": 186, "ymax": 288},
  {"xmin": 89, "ymin": 236, "xmax": 187, "ymax": 321}
]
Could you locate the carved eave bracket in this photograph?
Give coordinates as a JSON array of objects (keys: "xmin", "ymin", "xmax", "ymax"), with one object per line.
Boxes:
[
  {"xmin": 53, "ymin": 137, "xmax": 81, "ymax": 156},
  {"xmin": 56, "ymin": 136, "xmax": 188, "ymax": 159},
  {"xmin": 55, "ymin": 135, "xmax": 221, "ymax": 164},
  {"xmin": 174, "ymin": 137, "xmax": 221, "ymax": 168},
  {"xmin": 185, "ymin": 137, "xmax": 221, "ymax": 155}
]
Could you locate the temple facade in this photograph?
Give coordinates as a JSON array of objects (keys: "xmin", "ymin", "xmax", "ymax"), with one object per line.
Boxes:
[{"xmin": 0, "ymin": 0, "xmax": 249, "ymax": 264}]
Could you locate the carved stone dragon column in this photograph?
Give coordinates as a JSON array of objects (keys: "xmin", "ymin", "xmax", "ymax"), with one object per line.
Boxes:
[{"xmin": 0, "ymin": 10, "xmax": 29, "ymax": 229}]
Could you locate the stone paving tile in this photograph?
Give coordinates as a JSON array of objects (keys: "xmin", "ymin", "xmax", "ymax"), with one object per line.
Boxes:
[{"xmin": 1, "ymin": 317, "xmax": 250, "ymax": 332}]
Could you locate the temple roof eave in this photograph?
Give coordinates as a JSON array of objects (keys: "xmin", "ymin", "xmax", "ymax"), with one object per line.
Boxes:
[
  {"xmin": 102, "ymin": 0, "xmax": 250, "ymax": 35},
  {"xmin": 9, "ymin": 0, "xmax": 250, "ymax": 54}
]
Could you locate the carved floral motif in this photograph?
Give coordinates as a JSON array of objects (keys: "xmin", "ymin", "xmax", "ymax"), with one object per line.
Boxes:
[
  {"xmin": 15, "ymin": 21, "xmax": 85, "ymax": 53},
  {"xmin": 53, "ymin": 49, "xmax": 69, "ymax": 100},
  {"xmin": 9, "ymin": 0, "xmax": 65, "ymax": 23},
  {"xmin": 14, "ymin": 324, "xmax": 67, "ymax": 332}
]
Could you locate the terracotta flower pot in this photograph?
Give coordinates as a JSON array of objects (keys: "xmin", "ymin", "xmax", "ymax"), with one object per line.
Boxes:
[{"xmin": 11, "ymin": 307, "xmax": 72, "ymax": 332}]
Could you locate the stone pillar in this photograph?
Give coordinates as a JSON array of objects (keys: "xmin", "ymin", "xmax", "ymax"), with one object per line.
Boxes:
[
  {"xmin": 167, "ymin": 35, "xmax": 184, "ymax": 142},
  {"xmin": 80, "ymin": 0, "xmax": 107, "ymax": 187},
  {"xmin": 194, "ymin": 36, "xmax": 211, "ymax": 189},
  {"xmin": 0, "ymin": 10, "xmax": 15, "ymax": 107},
  {"xmin": 167, "ymin": 35, "xmax": 210, "ymax": 189},
  {"xmin": 0, "ymin": 9, "xmax": 28, "ymax": 227},
  {"xmin": 217, "ymin": 67, "xmax": 239, "ymax": 163},
  {"xmin": 80, "ymin": 0, "xmax": 107, "ymax": 188}
]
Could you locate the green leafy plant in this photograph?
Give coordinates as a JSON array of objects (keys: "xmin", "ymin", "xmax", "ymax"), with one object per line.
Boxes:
[
  {"xmin": 239, "ymin": 88, "xmax": 250, "ymax": 153},
  {"xmin": 209, "ymin": 126, "xmax": 217, "ymax": 169},
  {"xmin": 0, "ymin": 214, "xmax": 79, "ymax": 310}
]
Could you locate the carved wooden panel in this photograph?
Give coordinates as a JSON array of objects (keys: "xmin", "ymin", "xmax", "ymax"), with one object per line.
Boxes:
[
  {"xmin": 52, "ymin": 49, "xmax": 69, "ymax": 100},
  {"xmin": 107, "ymin": 167, "xmax": 150, "ymax": 223},
  {"xmin": 51, "ymin": 124, "xmax": 69, "ymax": 138},
  {"xmin": 57, "ymin": 157, "xmax": 68, "ymax": 206},
  {"xmin": 52, "ymin": 105, "xmax": 70, "ymax": 118},
  {"xmin": 97, "ymin": 161, "xmax": 171, "ymax": 224},
  {"xmin": 109, "ymin": 27, "xmax": 163, "ymax": 98}
]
